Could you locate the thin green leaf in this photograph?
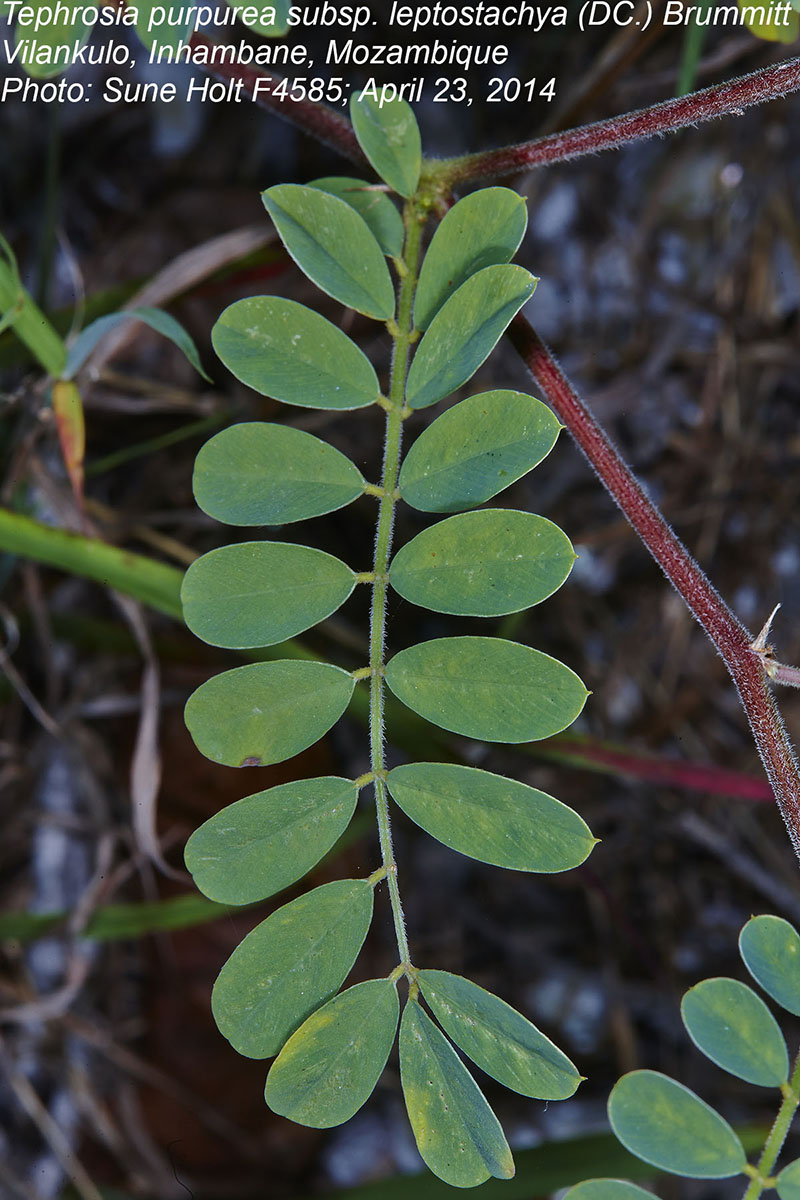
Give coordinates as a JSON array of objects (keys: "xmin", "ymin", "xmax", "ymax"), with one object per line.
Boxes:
[
  {"xmin": 262, "ymin": 184, "xmax": 395, "ymax": 320},
  {"xmin": 309, "ymin": 177, "xmax": 404, "ymax": 258},
  {"xmin": 778, "ymin": 1158, "xmax": 800, "ymax": 1200},
  {"xmin": 64, "ymin": 305, "xmax": 210, "ymax": 381},
  {"xmin": 265, "ymin": 979, "xmax": 399, "ymax": 1126},
  {"xmin": 400, "ymin": 1000, "xmax": 514, "ymax": 1188},
  {"xmin": 739, "ymin": 914, "xmax": 800, "ymax": 1016},
  {"xmin": 414, "ymin": 189, "xmax": 528, "ymax": 330},
  {"xmin": 182, "ymin": 542, "xmax": 356, "ymax": 649},
  {"xmin": 193, "ymin": 422, "xmax": 366, "ymax": 525},
  {"xmin": 0, "ymin": 507, "xmax": 182, "ymax": 619},
  {"xmin": 389, "ymin": 509, "xmax": 575, "ymax": 617},
  {"xmin": 185, "ymin": 777, "xmax": 359, "ymax": 904},
  {"xmin": 350, "ymin": 89, "xmax": 421, "ymax": 198},
  {"xmin": 385, "ymin": 637, "xmax": 588, "ymax": 743},
  {"xmin": 417, "ymin": 969, "xmax": 581, "ymax": 1100},
  {"xmin": 0, "ymin": 235, "xmax": 67, "ymax": 376},
  {"xmin": 406, "ymin": 266, "xmax": 537, "ymax": 411},
  {"xmin": 15, "ymin": 0, "xmax": 94, "ymax": 78},
  {"xmin": 212, "ymin": 879, "xmax": 373, "ymax": 1059},
  {"xmin": 608, "ymin": 1071, "xmax": 747, "ymax": 1178},
  {"xmin": 387, "ymin": 763, "xmax": 595, "ymax": 873},
  {"xmin": 212, "ymin": 297, "xmax": 380, "ymax": 409},
  {"xmin": 681, "ymin": 976, "xmax": 788, "ymax": 1086},
  {"xmin": 565, "ymin": 1182, "xmax": 658, "ymax": 1200},
  {"xmin": 134, "ymin": 1, "xmax": 194, "ymax": 49},
  {"xmin": 0, "ymin": 893, "xmax": 237, "ymax": 944},
  {"xmin": 185, "ymin": 660, "xmax": 355, "ymax": 767},
  {"xmin": 398, "ymin": 390, "xmax": 562, "ymax": 513}
]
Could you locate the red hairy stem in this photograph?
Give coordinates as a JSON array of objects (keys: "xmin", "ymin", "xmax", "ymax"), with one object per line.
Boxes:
[
  {"xmin": 188, "ymin": 32, "xmax": 366, "ymax": 165},
  {"xmin": 439, "ymin": 56, "xmax": 800, "ymax": 185},
  {"xmin": 508, "ymin": 316, "xmax": 800, "ymax": 858}
]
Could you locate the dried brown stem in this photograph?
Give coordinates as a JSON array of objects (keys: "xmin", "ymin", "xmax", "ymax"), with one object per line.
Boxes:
[
  {"xmin": 438, "ymin": 56, "xmax": 800, "ymax": 185},
  {"xmin": 508, "ymin": 316, "xmax": 800, "ymax": 859}
]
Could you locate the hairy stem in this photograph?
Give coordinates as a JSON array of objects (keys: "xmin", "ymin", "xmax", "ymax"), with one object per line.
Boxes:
[
  {"xmin": 369, "ymin": 203, "xmax": 425, "ymax": 969},
  {"xmin": 435, "ymin": 56, "xmax": 800, "ymax": 185},
  {"xmin": 742, "ymin": 1050, "xmax": 800, "ymax": 1199},
  {"xmin": 508, "ymin": 316, "xmax": 800, "ymax": 859},
  {"xmin": 188, "ymin": 32, "xmax": 366, "ymax": 165}
]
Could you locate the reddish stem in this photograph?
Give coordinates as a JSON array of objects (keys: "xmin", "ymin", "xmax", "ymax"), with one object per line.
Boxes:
[
  {"xmin": 188, "ymin": 32, "xmax": 366, "ymax": 166},
  {"xmin": 439, "ymin": 56, "xmax": 800, "ymax": 185},
  {"xmin": 509, "ymin": 316, "xmax": 800, "ymax": 858}
]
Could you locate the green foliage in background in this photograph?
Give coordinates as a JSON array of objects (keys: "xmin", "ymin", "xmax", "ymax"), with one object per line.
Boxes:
[{"xmin": 182, "ymin": 90, "xmax": 595, "ymax": 1186}]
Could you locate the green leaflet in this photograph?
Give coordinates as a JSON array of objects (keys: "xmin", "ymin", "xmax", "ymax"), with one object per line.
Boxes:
[
  {"xmin": 778, "ymin": 1159, "xmax": 800, "ymax": 1200},
  {"xmin": 181, "ymin": 542, "xmax": 356, "ymax": 649},
  {"xmin": 309, "ymin": 177, "xmax": 404, "ymax": 258},
  {"xmin": 350, "ymin": 89, "xmax": 422, "ymax": 198},
  {"xmin": 739, "ymin": 914, "xmax": 800, "ymax": 1016},
  {"xmin": 212, "ymin": 297, "xmax": 380, "ymax": 410},
  {"xmin": 265, "ymin": 979, "xmax": 399, "ymax": 1127},
  {"xmin": 389, "ymin": 509, "xmax": 576, "ymax": 617},
  {"xmin": 414, "ymin": 189, "xmax": 528, "ymax": 330},
  {"xmin": 14, "ymin": 0, "xmax": 94, "ymax": 78},
  {"xmin": 64, "ymin": 306, "xmax": 211, "ymax": 381},
  {"xmin": 400, "ymin": 1000, "xmax": 514, "ymax": 1188},
  {"xmin": 386, "ymin": 763, "xmax": 595, "ymax": 873},
  {"xmin": 398, "ymin": 390, "xmax": 562, "ymax": 513},
  {"xmin": 565, "ymin": 1182, "xmax": 658, "ymax": 1200},
  {"xmin": 229, "ymin": 0, "xmax": 291, "ymax": 34},
  {"xmin": 680, "ymin": 977, "xmax": 788, "ymax": 1087},
  {"xmin": 406, "ymin": 266, "xmax": 537, "ymax": 411},
  {"xmin": 134, "ymin": 1, "xmax": 195, "ymax": 49},
  {"xmin": 184, "ymin": 777, "xmax": 359, "ymax": 904},
  {"xmin": 417, "ymin": 969, "xmax": 581, "ymax": 1100},
  {"xmin": 385, "ymin": 637, "xmax": 588, "ymax": 743},
  {"xmin": 185, "ymin": 660, "xmax": 355, "ymax": 767},
  {"xmin": 262, "ymin": 185, "xmax": 395, "ymax": 320},
  {"xmin": 0, "ymin": 236, "xmax": 67, "ymax": 376},
  {"xmin": 192, "ymin": 422, "xmax": 366, "ymax": 525},
  {"xmin": 212, "ymin": 879, "xmax": 373, "ymax": 1059},
  {"xmin": 608, "ymin": 1071, "xmax": 747, "ymax": 1179}
]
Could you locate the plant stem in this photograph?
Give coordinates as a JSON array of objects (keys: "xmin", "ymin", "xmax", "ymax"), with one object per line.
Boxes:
[
  {"xmin": 742, "ymin": 1050, "xmax": 800, "ymax": 1199},
  {"xmin": 436, "ymin": 57, "xmax": 800, "ymax": 185},
  {"xmin": 368, "ymin": 203, "xmax": 425, "ymax": 970},
  {"xmin": 188, "ymin": 32, "xmax": 365, "ymax": 165},
  {"xmin": 508, "ymin": 316, "xmax": 800, "ymax": 859}
]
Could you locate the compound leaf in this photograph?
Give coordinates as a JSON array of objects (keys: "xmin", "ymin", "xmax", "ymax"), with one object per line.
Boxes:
[
  {"xmin": 389, "ymin": 509, "xmax": 575, "ymax": 617},
  {"xmin": 415, "ymin": 188, "xmax": 528, "ymax": 330},
  {"xmin": 211, "ymin": 879, "xmax": 373, "ymax": 1058},
  {"xmin": 385, "ymin": 637, "xmax": 588, "ymax": 743},
  {"xmin": 406, "ymin": 266, "xmax": 537, "ymax": 411},
  {"xmin": 265, "ymin": 979, "xmax": 399, "ymax": 1127},
  {"xmin": 309, "ymin": 176, "xmax": 404, "ymax": 258},
  {"xmin": 565, "ymin": 1182, "xmax": 658, "ymax": 1200},
  {"xmin": 262, "ymin": 184, "xmax": 395, "ymax": 320},
  {"xmin": 181, "ymin": 542, "xmax": 356, "ymax": 649},
  {"xmin": 739, "ymin": 914, "xmax": 800, "ymax": 1016},
  {"xmin": 608, "ymin": 1071, "xmax": 746, "ymax": 1179},
  {"xmin": 778, "ymin": 1159, "xmax": 800, "ymax": 1200},
  {"xmin": 184, "ymin": 776, "xmax": 359, "ymax": 904},
  {"xmin": 417, "ymin": 969, "xmax": 581, "ymax": 1100},
  {"xmin": 400, "ymin": 1000, "xmax": 514, "ymax": 1187},
  {"xmin": 192, "ymin": 422, "xmax": 365, "ymax": 526},
  {"xmin": 212, "ymin": 297, "xmax": 380, "ymax": 410},
  {"xmin": 680, "ymin": 977, "xmax": 788, "ymax": 1087},
  {"xmin": 386, "ymin": 763, "xmax": 595, "ymax": 873},
  {"xmin": 350, "ymin": 89, "xmax": 421, "ymax": 198},
  {"xmin": 398, "ymin": 389, "xmax": 562, "ymax": 513},
  {"xmin": 185, "ymin": 660, "xmax": 355, "ymax": 767}
]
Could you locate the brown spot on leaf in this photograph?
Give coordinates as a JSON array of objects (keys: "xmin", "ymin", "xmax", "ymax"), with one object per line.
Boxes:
[{"xmin": 239, "ymin": 756, "xmax": 263, "ymax": 767}]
